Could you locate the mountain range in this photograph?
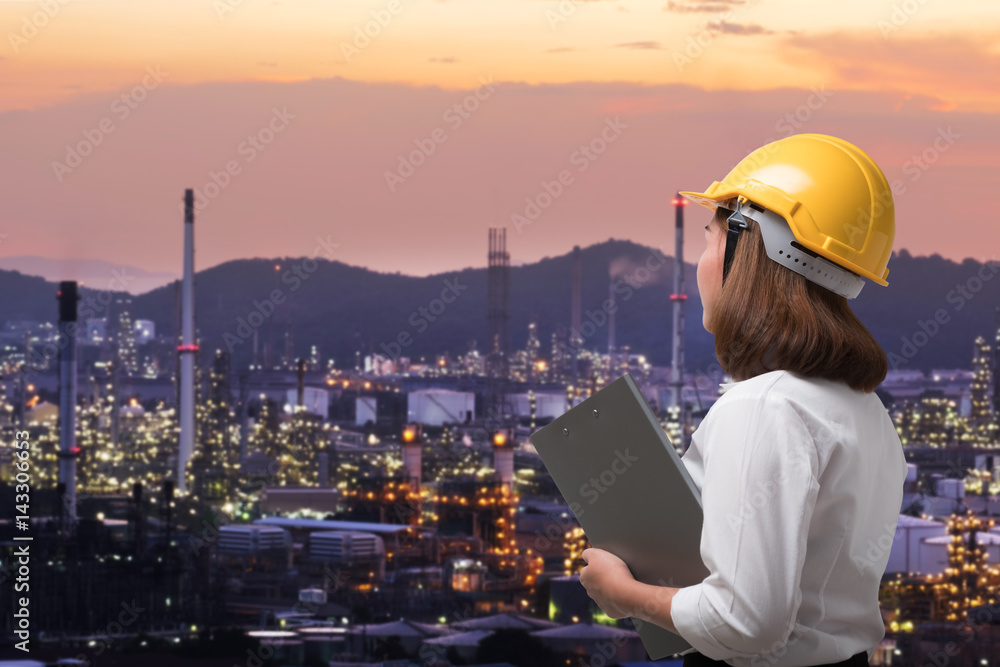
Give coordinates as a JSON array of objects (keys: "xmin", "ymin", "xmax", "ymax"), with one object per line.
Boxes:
[
  {"xmin": 1, "ymin": 241, "xmax": 997, "ymax": 376},
  {"xmin": 0, "ymin": 256, "xmax": 177, "ymax": 295}
]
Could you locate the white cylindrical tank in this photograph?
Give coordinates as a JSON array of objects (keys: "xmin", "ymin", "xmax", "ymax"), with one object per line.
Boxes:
[
  {"xmin": 920, "ymin": 532, "xmax": 1000, "ymax": 576},
  {"xmin": 510, "ymin": 392, "xmax": 568, "ymax": 419},
  {"xmin": 885, "ymin": 515, "xmax": 946, "ymax": 574},
  {"xmin": 407, "ymin": 389, "xmax": 475, "ymax": 426}
]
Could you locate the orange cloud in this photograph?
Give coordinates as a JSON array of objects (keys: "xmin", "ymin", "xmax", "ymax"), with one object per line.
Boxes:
[
  {"xmin": 615, "ymin": 41, "xmax": 663, "ymax": 49},
  {"xmin": 779, "ymin": 30, "xmax": 1000, "ymax": 113},
  {"xmin": 664, "ymin": 0, "xmax": 751, "ymax": 12}
]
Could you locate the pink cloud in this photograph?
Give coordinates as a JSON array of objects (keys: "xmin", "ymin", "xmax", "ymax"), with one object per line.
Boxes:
[{"xmin": 0, "ymin": 76, "xmax": 995, "ymax": 282}]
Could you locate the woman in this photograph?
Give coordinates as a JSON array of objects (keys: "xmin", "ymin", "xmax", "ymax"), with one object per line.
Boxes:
[{"xmin": 578, "ymin": 133, "xmax": 908, "ymax": 667}]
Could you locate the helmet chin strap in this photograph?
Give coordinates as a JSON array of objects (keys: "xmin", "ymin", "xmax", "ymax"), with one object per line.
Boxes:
[{"xmin": 722, "ymin": 196, "xmax": 750, "ymax": 284}]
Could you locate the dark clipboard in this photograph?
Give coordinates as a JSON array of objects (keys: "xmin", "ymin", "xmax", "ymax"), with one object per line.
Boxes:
[{"xmin": 528, "ymin": 372, "xmax": 708, "ymax": 659}]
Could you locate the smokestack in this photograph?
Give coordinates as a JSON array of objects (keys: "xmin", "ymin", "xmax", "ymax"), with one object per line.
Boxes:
[
  {"xmin": 132, "ymin": 482, "xmax": 144, "ymax": 555},
  {"xmin": 238, "ymin": 371, "xmax": 250, "ymax": 462},
  {"xmin": 670, "ymin": 193, "xmax": 688, "ymax": 450},
  {"xmin": 571, "ymin": 245, "xmax": 582, "ymax": 390},
  {"xmin": 252, "ymin": 328, "xmax": 260, "ymax": 368},
  {"xmin": 178, "ymin": 189, "xmax": 198, "ymax": 493},
  {"xmin": 492, "ymin": 428, "xmax": 513, "ymax": 489},
  {"xmin": 110, "ymin": 355, "xmax": 121, "ymax": 451},
  {"xmin": 296, "ymin": 358, "xmax": 306, "ymax": 409},
  {"xmin": 528, "ymin": 390, "xmax": 537, "ymax": 431},
  {"xmin": 56, "ymin": 482, "xmax": 65, "ymax": 533},
  {"xmin": 401, "ymin": 424, "xmax": 422, "ymax": 491},
  {"xmin": 57, "ymin": 281, "xmax": 80, "ymax": 524},
  {"xmin": 608, "ymin": 280, "xmax": 616, "ymax": 362},
  {"xmin": 163, "ymin": 479, "xmax": 174, "ymax": 547},
  {"xmin": 993, "ymin": 306, "xmax": 1000, "ymax": 421},
  {"xmin": 264, "ymin": 318, "xmax": 274, "ymax": 370},
  {"xmin": 17, "ymin": 331, "xmax": 28, "ymax": 429}
]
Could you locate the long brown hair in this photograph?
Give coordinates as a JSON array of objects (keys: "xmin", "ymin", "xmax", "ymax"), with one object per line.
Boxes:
[{"xmin": 708, "ymin": 206, "xmax": 888, "ymax": 393}]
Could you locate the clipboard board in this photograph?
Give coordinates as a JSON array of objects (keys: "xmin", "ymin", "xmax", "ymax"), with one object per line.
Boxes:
[{"xmin": 528, "ymin": 372, "xmax": 708, "ymax": 658}]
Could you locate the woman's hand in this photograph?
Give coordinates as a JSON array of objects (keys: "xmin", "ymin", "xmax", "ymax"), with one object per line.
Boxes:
[{"xmin": 579, "ymin": 547, "xmax": 638, "ymax": 619}]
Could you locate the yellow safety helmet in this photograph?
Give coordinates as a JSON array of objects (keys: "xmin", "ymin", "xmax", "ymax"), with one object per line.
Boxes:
[{"xmin": 679, "ymin": 133, "xmax": 895, "ymax": 299}]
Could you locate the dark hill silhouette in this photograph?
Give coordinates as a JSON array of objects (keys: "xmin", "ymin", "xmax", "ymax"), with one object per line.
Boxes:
[{"xmin": 1, "ymin": 242, "xmax": 996, "ymax": 376}]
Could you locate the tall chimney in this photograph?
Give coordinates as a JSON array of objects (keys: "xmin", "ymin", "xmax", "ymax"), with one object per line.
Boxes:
[
  {"xmin": 177, "ymin": 189, "xmax": 197, "ymax": 493},
  {"xmin": 571, "ymin": 245, "xmax": 582, "ymax": 392},
  {"xmin": 17, "ymin": 332, "xmax": 29, "ymax": 429},
  {"xmin": 993, "ymin": 306, "xmax": 1000, "ymax": 421},
  {"xmin": 608, "ymin": 280, "xmax": 616, "ymax": 366},
  {"xmin": 163, "ymin": 479, "xmax": 174, "ymax": 547},
  {"xmin": 110, "ymin": 357, "xmax": 121, "ymax": 451},
  {"xmin": 296, "ymin": 358, "xmax": 306, "ymax": 409},
  {"xmin": 670, "ymin": 193, "xmax": 688, "ymax": 450},
  {"xmin": 252, "ymin": 328, "xmax": 260, "ymax": 368},
  {"xmin": 132, "ymin": 481, "xmax": 144, "ymax": 555},
  {"xmin": 492, "ymin": 428, "xmax": 513, "ymax": 490},
  {"xmin": 238, "ymin": 371, "xmax": 250, "ymax": 462},
  {"xmin": 57, "ymin": 281, "xmax": 80, "ymax": 524},
  {"xmin": 401, "ymin": 424, "xmax": 422, "ymax": 491}
]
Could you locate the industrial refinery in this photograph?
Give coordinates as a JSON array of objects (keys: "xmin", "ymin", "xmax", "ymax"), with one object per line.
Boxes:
[{"xmin": 3, "ymin": 190, "xmax": 1000, "ymax": 666}]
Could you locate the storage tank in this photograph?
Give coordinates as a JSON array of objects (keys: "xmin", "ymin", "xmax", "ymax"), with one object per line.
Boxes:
[
  {"xmin": 920, "ymin": 532, "xmax": 1000, "ymax": 576},
  {"xmin": 510, "ymin": 392, "xmax": 567, "ymax": 419},
  {"xmin": 407, "ymin": 389, "xmax": 475, "ymax": 426},
  {"xmin": 307, "ymin": 530, "xmax": 385, "ymax": 565},
  {"xmin": 884, "ymin": 514, "xmax": 946, "ymax": 574}
]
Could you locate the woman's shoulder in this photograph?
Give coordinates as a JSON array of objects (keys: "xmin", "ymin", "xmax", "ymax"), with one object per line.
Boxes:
[
  {"xmin": 712, "ymin": 369, "xmax": 870, "ymax": 419},
  {"xmin": 720, "ymin": 369, "xmax": 864, "ymax": 398},
  {"xmin": 714, "ymin": 369, "xmax": 789, "ymax": 405}
]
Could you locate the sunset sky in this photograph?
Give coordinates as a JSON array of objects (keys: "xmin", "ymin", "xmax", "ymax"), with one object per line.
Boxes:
[{"xmin": 1, "ymin": 0, "xmax": 998, "ymax": 289}]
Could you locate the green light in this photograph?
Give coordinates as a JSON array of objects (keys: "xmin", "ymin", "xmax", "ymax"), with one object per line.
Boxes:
[{"xmin": 593, "ymin": 609, "xmax": 618, "ymax": 626}]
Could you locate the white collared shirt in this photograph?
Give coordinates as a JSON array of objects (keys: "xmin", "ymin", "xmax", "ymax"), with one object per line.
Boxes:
[{"xmin": 669, "ymin": 369, "xmax": 907, "ymax": 667}]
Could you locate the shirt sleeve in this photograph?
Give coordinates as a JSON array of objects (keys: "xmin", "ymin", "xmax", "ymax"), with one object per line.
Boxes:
[{"xmin": 670, "ymin": 392, "xmax": 821, "ymax": 660}]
